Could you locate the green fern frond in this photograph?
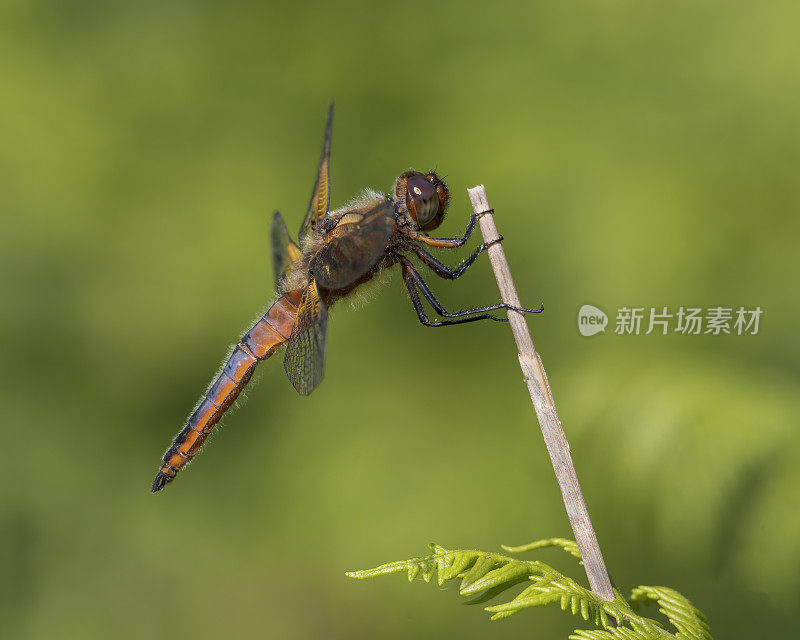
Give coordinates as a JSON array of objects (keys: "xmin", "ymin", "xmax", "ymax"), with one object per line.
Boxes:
[
  {"xmin": 569, "ymin": 627, "xmax": 664, "ymax": 640},
  {"xmin": 502, "ymin": 537, "xmax": 583, "ymax": 561},
  {"xmin": 347, "ymin": 541, "xmax": 711, "ymax": 640},
  {"xmin": 630, "ymin": 586, "xmax": 711, "ymax": 640}
]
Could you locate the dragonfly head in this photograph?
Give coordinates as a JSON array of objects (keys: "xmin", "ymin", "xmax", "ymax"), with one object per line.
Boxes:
[{"xmin": 396, "ymin": 171, "xmax": 450, "ymax": 231}]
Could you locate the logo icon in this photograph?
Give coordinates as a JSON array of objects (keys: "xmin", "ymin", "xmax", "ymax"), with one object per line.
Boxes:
[{"xmin": 578, "ymin": 304, "xmax": 608, "ymax": 337}]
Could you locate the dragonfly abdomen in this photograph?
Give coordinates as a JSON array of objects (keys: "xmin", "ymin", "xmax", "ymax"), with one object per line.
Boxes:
[{"xmin": 151, "ymin": 291, "xmax": 302, "ymax": 492}]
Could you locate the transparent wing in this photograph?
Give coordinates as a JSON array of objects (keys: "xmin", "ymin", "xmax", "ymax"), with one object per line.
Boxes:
[
  {"xmin": 309, "ymin": 200, "xmax": 395, "ymax": 290},
  {"xmin": 270, "ymin": 211, "xmax": 301, "ymax": 288},
  {"xmin": 283, "ymin": 280, "xmax": 328, "ymax": 396},
  {"xmin": 298, "ymin": 101, "xmax": 334, "ymax": 239}
]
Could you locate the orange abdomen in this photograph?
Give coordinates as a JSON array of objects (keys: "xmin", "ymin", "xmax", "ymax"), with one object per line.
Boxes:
[{"xmin": 152, "ymin": 291, "xmax": 302, "ymax": 492}]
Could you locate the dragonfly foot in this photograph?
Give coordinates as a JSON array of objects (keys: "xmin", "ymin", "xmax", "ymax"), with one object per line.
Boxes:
[
  {"xmin": 481, "ymin": 235, "xmax": 503, "ymax": 250},
  {"xmin": 505, "ymin": 302, "xmax": 544, "ymax": 314}
]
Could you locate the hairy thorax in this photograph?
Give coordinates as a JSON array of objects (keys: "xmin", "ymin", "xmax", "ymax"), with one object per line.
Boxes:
[{"xmin": 281, "ymin": 188, "xmax": 407, "ymax": 301}]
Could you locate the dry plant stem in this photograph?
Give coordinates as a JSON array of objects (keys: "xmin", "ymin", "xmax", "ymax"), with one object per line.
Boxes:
[{"xmin": 467, "ymin": 185, "xmax": 615, "ymax": 602}]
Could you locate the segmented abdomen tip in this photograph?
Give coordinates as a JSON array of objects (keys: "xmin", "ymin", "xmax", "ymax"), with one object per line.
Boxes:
[{"xmin": 151, "ymin": 472, "xmax": 169, "ymax": 493}]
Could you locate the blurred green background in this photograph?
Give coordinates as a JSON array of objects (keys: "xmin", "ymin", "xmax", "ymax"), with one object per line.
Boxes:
[{"xmin": 2, "ymin": 1, "xmax": 799, "ymax": 638}]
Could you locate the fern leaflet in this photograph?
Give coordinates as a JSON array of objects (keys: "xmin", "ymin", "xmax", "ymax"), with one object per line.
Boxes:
[{"xmin": 347, "ymin": 541, "xmax": 711, "ymax": 640}]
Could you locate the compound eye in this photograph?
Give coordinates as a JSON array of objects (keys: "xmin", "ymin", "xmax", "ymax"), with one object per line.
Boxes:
[{"xmin": 406, "ymin": 172, "xmax": 438, "ymax": 226}]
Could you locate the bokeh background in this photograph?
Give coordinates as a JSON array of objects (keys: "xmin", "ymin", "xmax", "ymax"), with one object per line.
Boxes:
[{"xmin": 2, "ymin": 1, "xmax": 799, "ymax": 638}]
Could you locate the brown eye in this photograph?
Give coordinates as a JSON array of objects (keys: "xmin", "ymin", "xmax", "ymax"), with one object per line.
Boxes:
[{"xmin": 406, "ymin": 173, "xmax": 438, "ymax": 226}]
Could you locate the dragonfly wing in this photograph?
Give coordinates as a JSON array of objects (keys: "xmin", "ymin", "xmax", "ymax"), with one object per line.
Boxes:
[
  {"xmin": 271, "ymin": 211, "xmax": 301, "ymax": 288},
  {"xmin": 309, "ymin": 200, "xmax": 395, "ymax": 290},
  {"xmin": 283, "ymin": 280, "xmax": 328, "ymax": 396},
  {"xmin": 298, "ymin": 101, "xmax": 333, "ymax": 239}
]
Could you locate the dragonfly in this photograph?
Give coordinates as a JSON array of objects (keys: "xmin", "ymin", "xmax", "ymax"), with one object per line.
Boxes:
[{"xmin": 152, "ymin": 103, "xmax": 542, "ymax": 492}]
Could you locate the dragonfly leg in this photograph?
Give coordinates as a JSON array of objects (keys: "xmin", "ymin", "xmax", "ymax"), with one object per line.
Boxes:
[
  {"xmin": 410, "ymin": 236, "xmax": 502, "ymax": 280},
  {"xmin": 403, "ymin": 269, "xmax": 498, "ymax": 327},
  {"xmin": 399, "ymin": 257, "xmax": 543, "ymax": 327},
  {"xmin": 412, "ymin": 213, "xmax": 479, "ymax": 248}
]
